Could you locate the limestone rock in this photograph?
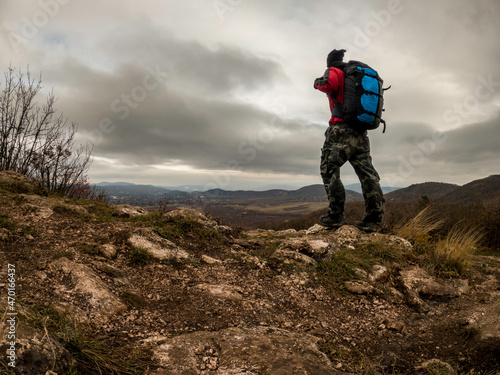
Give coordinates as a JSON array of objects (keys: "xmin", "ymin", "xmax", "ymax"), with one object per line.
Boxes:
[
  {"xmin": 195, "ymin": 283, "xmax": 243, "ymax": 301},
  {"xmin": 383, "ymin": 318, "xmax": 406, "ymax": 332},
  {"xmin": 25, "ymin": 203, "xmax": 54, "ymax": 219},
  {"xmin": 369, "ymin": 265, "xmax": 389, "ymax": 282},
  {"xmin": 332, "ymin": 225, "xmax": 371, "ymax": 248},
  {"xmin": 165, "ymin": 208, "xmax": 232, "ymax": 235},
  {"xmin": 128, "ymin": 228, "xmax": 189, "ymax": 261},
  {"xmin": 0, "ymin": 321, "xmax": 74, "ymax": 374},
  {"xmin": 113, "ymin": 204, "xmax": 149, "ymax": 218},
  {"xmin": 201, "ymin": 254, "xmax": 222, "ymax": 264},
  {"xmin": 345, "ymin": 280, "xmax": 374, "ymax": 294},
  {"xmin": 100, "ymin": 244, "xmax": 117, "ymax": 259},
  {"xmin": 461, "ymin": 285, "xmax": 500, "ymax": 340},
  {"xmin": 276, "ymin": 228, "xmax": 298, "ymax": 236},
  {"xmin": 400, "ymin": 266, "xmax": 469, "ymax": 299},
  {"xmin": 150, "ymin": 326, "xmax": 338, "ymax": 374},
  {"xmin": 306, "ymin": 223, "xmax": 328, "ymax": 235},
  {"xmin": 386, "ymin": 235, "xmax": 413, "ymax": 250},
  {"xmin": 279, "ymin": 238, "xmax": 331, "ymax": 258},
  {"xmin": 49, "ymin": 257, "xmax": 127, "ymax": 320}
]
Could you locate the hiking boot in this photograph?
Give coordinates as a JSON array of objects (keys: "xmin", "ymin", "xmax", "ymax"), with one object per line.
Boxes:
[
  {"xmin": 319, "ymin": 214, "xmax": 346, "ymax": 228},
  {"xmin": 354, "ymin": 220, "xmax": 379, "ymax": 233}
]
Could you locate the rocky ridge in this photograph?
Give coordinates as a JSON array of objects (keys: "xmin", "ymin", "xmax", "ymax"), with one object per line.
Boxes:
[{"xmin": 0, "ymin": 171, "xmax": 499, "ymax": 374}]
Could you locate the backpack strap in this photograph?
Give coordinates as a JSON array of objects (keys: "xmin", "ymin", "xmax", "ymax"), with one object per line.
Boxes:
[
  {"xmin": 329, "ymin": 94, "xmax": 344, "ymax": 119},
  {"xmin": 380, "ymin": 119, "xmax": 387, "ymax": 133}
]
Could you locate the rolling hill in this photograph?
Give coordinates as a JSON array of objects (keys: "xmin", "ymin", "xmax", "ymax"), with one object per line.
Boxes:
[
  {"xmin": 441, "ymin": 175, "xmax": 500, "ymax": 204},
  {"xmin": 384, "ymin": 182, "xmax": 459, "ymax": 202}
]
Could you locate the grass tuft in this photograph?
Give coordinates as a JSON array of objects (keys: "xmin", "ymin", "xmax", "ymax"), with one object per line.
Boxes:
[
  {"xmin": 154, "ymin": 215, "xmax": 226, "ymax": 248},
  {"xmin": 0, "ymin": 213, "xmax": 16, "ymax": 230},
  {"xmin": 434, "ymin": 225, "xmax": 484, "ymax": 275},
  {"xmin": 396, "ymin": 206, "xmax": 445, "ymax": 245},
  {"xmin": 128, "ymin": 246, "xmax": 152, "ymax": 266},
  {"xmin": 19, "ymin": 305, "xmax": 152, "ymax": 374},
  {"xmin": 78, "ymin": 243, "xmax": 100, "ymax": 256}
]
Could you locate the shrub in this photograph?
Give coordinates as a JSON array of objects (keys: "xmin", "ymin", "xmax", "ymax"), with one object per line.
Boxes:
[{"xmin": 0, "ymin": 67, "xmax": 93, "ymax": 198}]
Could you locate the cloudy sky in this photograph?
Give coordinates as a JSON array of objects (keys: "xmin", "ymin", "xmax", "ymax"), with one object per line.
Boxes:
[{"xmin": 1, "ymin": 0, "xmax": 499, "ymax": 190}]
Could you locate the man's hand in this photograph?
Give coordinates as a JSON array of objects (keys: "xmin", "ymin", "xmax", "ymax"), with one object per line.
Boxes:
[{"xmin": 314, "ymin": 69, "xmax": 330, "ymax": 90}]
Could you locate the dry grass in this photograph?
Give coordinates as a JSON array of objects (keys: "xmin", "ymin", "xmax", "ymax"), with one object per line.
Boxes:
[
  {"xmin": 18, "ymin": 305, "xmax": 152, "ymax": 374},
  {"xmin": 434, "ymin": 225, "xmax": 484, "ymax": 272},
  {"xmin": 396, "ymin": 206, "xmax": 445, "ymax": 244},
  {"xmin": 395, "ymin": 207, "xmax": 486, "ymax": 275}
]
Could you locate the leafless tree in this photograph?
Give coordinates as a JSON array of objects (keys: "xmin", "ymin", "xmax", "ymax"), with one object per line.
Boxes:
[{"xmin": 0, "ymin": 66, "xmax": 93, "ymax": 197}]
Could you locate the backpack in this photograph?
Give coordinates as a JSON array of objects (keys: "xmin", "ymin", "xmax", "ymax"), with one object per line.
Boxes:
[{"xmin": 331, "ymin": 60, "xmax": 389, "ymax": 132}]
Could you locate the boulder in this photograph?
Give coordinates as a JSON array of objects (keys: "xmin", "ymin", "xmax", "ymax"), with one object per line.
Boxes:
[
  {"xmin": 150, "ymin": 326, "xmax": 338, "ymax": 374},
  {"xmin": 128, "ymin": 228, "xmax": 189, "ymax": 261},
  {"xmin": 369, "ymin": 265, "xmax": 389, "ymax": 282},
  {"xmin": 279, "ymin": 238, "xmax": 331, "ymax": 258},
  {"xmin": 400, "ymin": 267, "xmax": 469, "ymax": 299},
  {"xmin": 306, "ymin": 224, "xmax": 328, "ymax": 235},
  {"xmin": 201, "ymin": 254, "xmax": 222, "ymax": 265},
  {"xmin": 113, "ymin": 205, "xmax": 149, "ymax": 218},
  {"xmin": 165, "ymin": 208, "xmax": 232, "ymax": 235},
  {"xmin": 0, "ymin": 321, "xmax": 74, "ymax": 374},
  {"xmin": 100, "ymin": 244, "xmax": 117, "ymax": 259},
  {"xmin": 345, "ymin": 280, "xmax": 374, "ymax": 294},
  {"xmin": 461, "ymin": 274, "xmax": 500, "ymax": 340},
  {"xmin": 49, "ymin": 257, "xmax": 127, "ymax": 320}
]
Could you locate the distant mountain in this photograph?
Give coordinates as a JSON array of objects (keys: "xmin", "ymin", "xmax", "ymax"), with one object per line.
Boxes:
[
  {"xmin": 199, "ymin": 184, "xmax": 363, "ymax": 203},
  {"xmin": 384, "ymin": 182, "xmax": 459, "ymax": 202},
  {"xmin": 345, "ymin": 183, "xmax": 402, "ymax": 195},
  {"xmin": 96, "ymin": 181, "xmax": 136, "ymax": 186},
  {"xmin": 291, "ymin": 184, "xmax": 363, "ymax": 202},
  {"xmin": 98, "ymin": 184, "xmax": 189, "ymax": 206},
  {"xmin": 158, "ymin": 185, "xmax": 206, "ymax": 192},
  {"xmin": 96, "ymin": 176, "xmax": 498, "ymax": 207},
  {"xmin": 441, "ymin": 175, "xmax": 500, "ymax": 205}
]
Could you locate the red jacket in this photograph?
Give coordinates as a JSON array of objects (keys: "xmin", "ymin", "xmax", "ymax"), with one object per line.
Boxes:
[{"xmin": 314, "ymin": 67, "xmax": 344, "ymax": 125}]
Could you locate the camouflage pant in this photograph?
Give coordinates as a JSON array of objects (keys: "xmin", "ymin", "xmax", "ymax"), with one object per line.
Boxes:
[{"xmin": 320, "ymin": 124, "xmax": 385, "ymax": 222}]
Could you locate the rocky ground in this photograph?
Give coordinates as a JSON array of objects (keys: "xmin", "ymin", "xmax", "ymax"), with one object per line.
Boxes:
[{"xmin": 0, "ymin": 171, "xmax": 499, "ymax": 375}]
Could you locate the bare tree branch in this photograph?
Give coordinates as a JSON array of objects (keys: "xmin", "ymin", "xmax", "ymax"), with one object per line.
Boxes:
[{"xmin": 0, "ymin": 66, "xmax": 94, "ymax": 198}]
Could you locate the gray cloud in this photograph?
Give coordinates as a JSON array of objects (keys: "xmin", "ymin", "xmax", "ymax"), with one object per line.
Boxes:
[
  {"xmin": 434, "ymin": 116, "xmax": 500, "ymax": 164},
  {"xmin": 1, "ymin": 0, "xmax": 499, "ymax": 189}
]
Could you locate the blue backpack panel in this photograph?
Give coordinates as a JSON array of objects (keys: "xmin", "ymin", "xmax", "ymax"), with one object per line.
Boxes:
[{"xmin": 332, "ymin": 61, "xmax": 387, "ymax": 132}]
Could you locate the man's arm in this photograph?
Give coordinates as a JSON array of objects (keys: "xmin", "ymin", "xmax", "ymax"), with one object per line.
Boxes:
[
  {"xmin": 314, "ymin": 68, "xmax": 340, "ymax": 96},
  {"xmin": 314, "ymin": 69, "xmax": 331, "ymax": 91}
]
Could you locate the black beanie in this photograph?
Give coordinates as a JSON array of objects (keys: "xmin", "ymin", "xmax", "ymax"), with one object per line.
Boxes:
[{"xmin": 327, "ymin": 49, "xmax": 346, "ymax": 67}]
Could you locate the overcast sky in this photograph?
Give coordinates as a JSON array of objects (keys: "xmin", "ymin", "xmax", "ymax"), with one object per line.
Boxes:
[{"xmin": 1, "ymin": 0, "xmax": 499, "ymax": 190}]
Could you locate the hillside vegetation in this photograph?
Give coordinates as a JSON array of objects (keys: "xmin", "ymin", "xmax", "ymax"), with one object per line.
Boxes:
[{"xmin": 0, "ymin": 171, "xmax": 499, "ymax": 374}]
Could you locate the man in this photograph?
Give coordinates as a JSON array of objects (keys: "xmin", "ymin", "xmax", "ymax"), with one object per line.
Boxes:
[{"xmin": 314, "ymin": 49, "xmax": 385, "ymax": 232}]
